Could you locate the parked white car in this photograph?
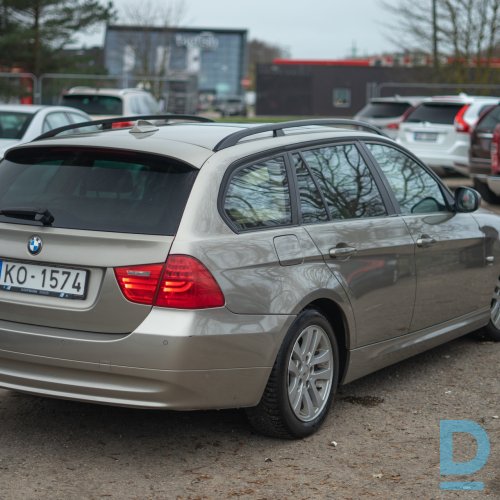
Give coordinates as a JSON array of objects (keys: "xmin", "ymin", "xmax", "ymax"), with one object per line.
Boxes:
[
  {"xmin": 0, "ymin": 104, "xmax": 91, "ymax": 159},
  {"xmin": 397, "ymin": 95, "xmax": 499, "ymax": 175}
]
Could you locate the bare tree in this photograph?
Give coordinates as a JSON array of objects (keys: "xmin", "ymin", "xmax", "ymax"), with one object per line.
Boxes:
[
  {"xmin": 118, "ymin": 0, "xmax": 187, "ymax": 78},
  {"xmin": 381, "ymin": 0, "xmax": 500, "ymax": 83}
]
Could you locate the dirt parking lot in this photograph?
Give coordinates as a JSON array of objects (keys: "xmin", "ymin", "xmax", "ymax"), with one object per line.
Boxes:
[{"xmin": 0, "ymin": 177, "xmax": 498, "ymax": 499}]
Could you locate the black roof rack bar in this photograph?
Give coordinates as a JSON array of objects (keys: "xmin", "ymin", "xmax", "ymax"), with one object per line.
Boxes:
[
  {"xmin": 34, "ymin": 114, "xmax": 214, "ymax": 141},
  {"xmin": 213, "ymin": 119, "xmax": 387, "ymax": 152}
]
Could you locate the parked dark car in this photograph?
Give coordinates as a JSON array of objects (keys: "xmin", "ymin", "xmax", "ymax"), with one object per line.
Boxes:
[{"xmin": 466, "ymin": 103, "xmax": 500, "ymax": 202}]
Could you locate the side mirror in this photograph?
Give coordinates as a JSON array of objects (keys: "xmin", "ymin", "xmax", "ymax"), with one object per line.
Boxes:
[{"xmin": 455, "ymin": 187, "xmax": 480, "ymax": 213}]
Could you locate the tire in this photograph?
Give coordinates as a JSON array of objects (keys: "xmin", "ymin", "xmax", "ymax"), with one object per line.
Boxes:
[
  {"xmin": 473, "ymin": 178, "xmax": 500, "ymax": 204},
  {"xmin": 246, "ymin": 309, "xmax": 339, "ymax": 438},
  {"xmin": 484, "ymin": 280, "xmax": 500, "ymax": 341}
]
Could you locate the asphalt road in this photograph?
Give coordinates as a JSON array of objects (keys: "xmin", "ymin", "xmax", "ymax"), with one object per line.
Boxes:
[{"xmin": 0, "ymin": 176, "xmax": 498, "ymax": 499}]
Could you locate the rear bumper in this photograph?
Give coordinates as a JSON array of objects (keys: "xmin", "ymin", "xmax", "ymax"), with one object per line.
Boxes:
[{"xmin": 0, "ymin": 309, "xmax": 293, "ymax": 409}]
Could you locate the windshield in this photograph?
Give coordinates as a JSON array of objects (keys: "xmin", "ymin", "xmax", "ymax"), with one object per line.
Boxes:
[
  {"xmin": 0, "ymin": 111, "xmax": 34, "ymax": 140},
  {"xmin": 61, "ymin": 95, "xmax": 123, "ymax": 115},
  {"xmin": 0, "ymin": 147, "xmax": 197, "ymax": 235},
  {"xmin": 358, "ymin": 102, "xmax": 411, "ymax": 119}
]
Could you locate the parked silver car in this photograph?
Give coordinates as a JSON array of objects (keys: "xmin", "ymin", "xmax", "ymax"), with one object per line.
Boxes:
[{"xmin": 0, "ymin": 116, "xmax": 498, "ymax": 439}]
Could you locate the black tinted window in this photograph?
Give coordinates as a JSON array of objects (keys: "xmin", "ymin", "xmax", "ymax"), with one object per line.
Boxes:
[
  {"xmin": 0, "ymin": 147, "xmax": 197, "ymax": 235},
  {"xmin": 302, "ymin": 144, "xmax": 387, "ymax": 220},
  {"xmin": 0, "ymin": 111, "xmax": 33, "ymax": 139},
  {"xmin": 476, "ymin": 106, "xmax": 500, "ymax": 132},
  {"xmin": 358, "ymin": 102, "xmax": 411, "ymax": 118},
  {"xmin": 293, "ymin": 154, "xmax": 328, "ymax": 224},
  {"xmin": 405, "ymin": 103, "xmax": 463, "ymax": 124},
  {"xmin": 224, "ymin": 157, "xmax": 292, "ymax": 231},
  {"xmin": 366, "ymin": 143, "xmax": 447, "ymax": 214},
  {"xmin": 61, "ymin": 95, "xmax": 123, "ymax": 115}
]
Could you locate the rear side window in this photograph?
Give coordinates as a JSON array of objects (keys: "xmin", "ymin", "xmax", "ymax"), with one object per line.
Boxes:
[
  {"xmin": 405, "ymin": 103, "xmax": 464, "ymax": 124},
  {"xmin": 358, "ymin": 102, "xmax": 410, "ymax": 119},
  {"xmin": 224, "ymin": 157, "xmax": 292, "ymax": 231},
  {"xmin": 293, "ymin": 154, "xmax": 329, "ymax": 224},
  {"xmin": 301, "ymin": 144, "xmax": 387, "ymax": 220},
  {"xmin": 0, "ymin": 147, "xmax": 197, "ymax": 235}
]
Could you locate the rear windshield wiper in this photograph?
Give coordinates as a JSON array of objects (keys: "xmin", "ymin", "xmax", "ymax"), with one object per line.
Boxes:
[{"xmin": 0, "ymin": 207, "xmax": 55, "ymax": 226}]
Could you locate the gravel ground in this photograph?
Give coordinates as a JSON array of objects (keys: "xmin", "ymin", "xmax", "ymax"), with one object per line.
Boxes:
[{"xmin": 0, "ymin": 177, "xmax": 498, "ymax": 499}]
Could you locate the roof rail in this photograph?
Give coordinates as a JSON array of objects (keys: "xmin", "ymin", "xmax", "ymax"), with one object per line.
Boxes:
[
  {"xmin": 34, "ymin": 114, "xmax": 214, "ymax": 141},
  {"xmin": 213, "ymin": 119, "xmax": 387, "ymax": 151}
]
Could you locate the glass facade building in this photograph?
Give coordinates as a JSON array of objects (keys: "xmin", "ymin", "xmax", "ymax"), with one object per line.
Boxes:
[{"xmin": 104, "ymin": 26, "xmax": 247, "ymax": 96}]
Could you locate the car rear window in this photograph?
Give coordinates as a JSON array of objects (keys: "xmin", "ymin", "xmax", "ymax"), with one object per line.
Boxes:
[
  {"xmin": 476, "ymin": 106, "xmax": 500, "ymax": 132},
  {"xmin": 357, "ymin": 102, "xmax": 411, "ymax": 119},
  {"xmin": 0, "ymin": 111, "xmax": 34, "ymax": 139},
  {"xmin": 61, "ymin": 95, "xmax": 123, "ymax": 116},
  {"xmin": 0, "ymin": 147, "xmax": 197, "ymax": 235},
  {"xmin": 405, "ymin": 103, "xmax": 464, "ymax": 124}
]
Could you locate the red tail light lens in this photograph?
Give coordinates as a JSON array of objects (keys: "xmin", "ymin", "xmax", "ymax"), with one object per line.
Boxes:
[
  {"xmin": 454, "ymin": 104, "xmax": 471, "ymax": 133},
  {"xmin": 114, "ymin": 263, "xmax": 164, "ymax": 305},
  {"xmin": 112, "ymin": 121, "xmax": 135, "ymax": 129},
  {"xmin": 114, "ymin": 256, "xmax": 225, "ymax": 309},
  {"xmin": 156, "ymin": 255, "xmax": 225, "ymax": 309},
  {"xmin": 386, "ymin": 122, "xmax": 400, "ymax": 130}
]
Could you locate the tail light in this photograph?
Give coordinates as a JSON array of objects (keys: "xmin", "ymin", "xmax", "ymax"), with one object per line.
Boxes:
[
  {"xmin": 491, "ymin": 124, "xmax": 500, "ymax": 175},
  {"xmin": 112, "ymin": 121, "xmax": 135, "ymax": 129},
  {"xmin": 114, "ymin": 255, "xmax": 225, "ymax": 309},
  {"xmin": 386, "ymin": 122, "xmax": 400, "ymax": 131},
  {"xmin": 454, "ymin": 104, "xmax": 471, "ymax": 133}
]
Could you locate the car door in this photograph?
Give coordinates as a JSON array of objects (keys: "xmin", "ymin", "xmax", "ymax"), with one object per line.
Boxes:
[
  {"xmin": 295, "ymin": 143, "xmax": 416, "ymax": 347},
  {"xmin": 364, "ymin": 142, "xmax": 488, "ymax": 332}
]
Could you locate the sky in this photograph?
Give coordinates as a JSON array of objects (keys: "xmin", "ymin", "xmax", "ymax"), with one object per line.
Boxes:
[{"xmin": 82, "ymin": 0, "xmax": 398, "ymax": 59}]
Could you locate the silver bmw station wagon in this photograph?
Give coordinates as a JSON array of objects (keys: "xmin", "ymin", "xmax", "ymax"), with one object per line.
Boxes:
[{"xmin": 0, "ymin": 116, "xmax": 499, "ymax": 439}]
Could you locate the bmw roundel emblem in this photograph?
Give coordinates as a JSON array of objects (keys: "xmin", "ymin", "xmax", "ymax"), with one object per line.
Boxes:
[{"xmin": 28, "ymin": 235, "xmax": 43, "ymax": 256}]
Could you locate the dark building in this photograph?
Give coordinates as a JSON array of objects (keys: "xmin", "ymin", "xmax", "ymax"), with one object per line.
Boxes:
[{"xmin": 256, "ymin": 61, "xmax": 439, "ymax": 116}]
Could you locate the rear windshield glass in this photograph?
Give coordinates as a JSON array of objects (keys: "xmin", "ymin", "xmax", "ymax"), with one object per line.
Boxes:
[
  {"xmin": 0, "ymin": 111, "xmax": 34, "ymax": 139},
  {"xmin": 0, "ymin": 147, "xmax": 197, "ymax": 235},
  {"xmin": 61, "ymin": 95, "xmax": 123, "ymax": 116},
  {"xmin": 476, "ymin": 106, "xmax": 500, "ymax": 132},
  {"xmin": 405, "ymin": 103, "xmax": 463, "ymax": 124},
  {"xmin": 357, "ymin": 102, "xmax": 411, "ymax": 119}
]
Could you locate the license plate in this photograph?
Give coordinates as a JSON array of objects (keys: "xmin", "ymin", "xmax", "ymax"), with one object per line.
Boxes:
[
  {"xmin": 0, "ymin": 260, "xmax": 88, "ymax": 299},
  {"xmin": 414, "ymin": 132, "xmax": 438, "ymax": 142}
]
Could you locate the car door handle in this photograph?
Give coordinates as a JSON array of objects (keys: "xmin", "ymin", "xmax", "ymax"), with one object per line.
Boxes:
[
  {"xmin": 329, "ymin": 246, "xmax": 357, "ymax": 259},
  {"xmin": 416, "ymin": 235, "xmax": 436, "ymax": 248}
]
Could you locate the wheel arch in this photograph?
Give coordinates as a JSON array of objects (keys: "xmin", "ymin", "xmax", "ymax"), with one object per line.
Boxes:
[{"xmin": 302, "ymin": 298, "xmax": 352, "ymax": 386}]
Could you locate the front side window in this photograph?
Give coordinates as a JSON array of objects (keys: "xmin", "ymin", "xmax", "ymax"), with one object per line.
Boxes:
[
  {"xmin": 302, "ymin": 144, "xmax": 387, "ymax": 220},
  {"xmin": 366, "ymin": 143, "xmax": 448, "ymax": 214},
  {"xmin": 42, "ymin": 112, "xmax": 70, "ymax": 133},
  {"xmin": 224, "ymin": 157, "xmax": 291, "ymax": 231}
]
